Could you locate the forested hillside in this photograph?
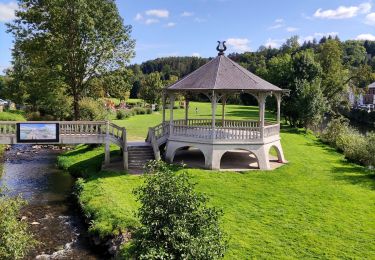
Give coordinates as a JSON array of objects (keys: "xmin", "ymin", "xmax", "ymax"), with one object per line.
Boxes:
[{"xmin": 128, "ymin": 36, "xmax": 375, "ymax": 128}]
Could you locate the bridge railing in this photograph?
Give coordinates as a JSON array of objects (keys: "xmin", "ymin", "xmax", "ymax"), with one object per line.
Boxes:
[
  {"xmin": 0, "ymin": 122, "xmax": 17, "ymax": 135},
  {"xmin": 59, "ymin": 121, "xmax": 107, "ymax": 135}
]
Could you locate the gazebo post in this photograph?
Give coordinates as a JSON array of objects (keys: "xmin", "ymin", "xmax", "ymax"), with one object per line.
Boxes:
[
  {"xmin": 185, "ymin": 95, "xmax": 189, "ymax": 125},
  {"xmin": 258, "ymin": 93, "xmax": 266, "ymax": 139},
  {"xmin": 169, "ymin": 92, "xmax": 175, "ymax": 135},
  {"xmin": 162, "ymin": 91, "xmax": 166, "ymax": 124},
  {"xmin": 221, "ymin": 95, "xmax": 227, "ymax": 127},
  {"xmin": 276, "ymin": 93, "xmax": 281, "ymax": 124},
  {"xmin": 211, "ymin": 91, "xmax": 217, "ymax": 131}
]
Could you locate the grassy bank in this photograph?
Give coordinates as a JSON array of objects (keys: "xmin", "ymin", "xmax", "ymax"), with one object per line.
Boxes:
[
  {"xmin": 0, "ymin": 110, "xmax": 26, "ymax": 121},
  {"xmin": 58, "ymin": 103, "xmax": 375, "ymax": 259}
]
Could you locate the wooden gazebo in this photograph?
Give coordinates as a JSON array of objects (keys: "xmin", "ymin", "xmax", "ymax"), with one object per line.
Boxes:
[{"xmin": 147, "ymin": 42, "xmax": 287, "ymax": 170}]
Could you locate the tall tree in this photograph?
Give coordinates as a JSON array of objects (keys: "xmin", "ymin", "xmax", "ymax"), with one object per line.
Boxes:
[
  {"xmin": 139, "ymin": 72, "xmax": 164, "ymax": 104},
  {"xmin": 8, "ymin": 0, "xmax": 135, "ymax": 119},
  {"xmin": 318, "ymin": 39, "xmax": 348, "ymax": 112}
]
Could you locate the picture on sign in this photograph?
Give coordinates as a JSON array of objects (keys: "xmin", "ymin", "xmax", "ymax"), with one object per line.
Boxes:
[{"xmin": 17, "ymin": 123, "xmax": 59, "ymax": 143}]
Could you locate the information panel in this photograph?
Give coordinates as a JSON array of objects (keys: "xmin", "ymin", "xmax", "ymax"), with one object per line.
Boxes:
[{"xmin": 17, "ymin": 123, "xmax": 59, "ymax": 143}]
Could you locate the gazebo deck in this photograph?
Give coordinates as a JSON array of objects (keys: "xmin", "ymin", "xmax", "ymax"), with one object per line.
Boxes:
[{"xmin": 152, "ymin": 119, "xmax": 280, "ymax": 144}]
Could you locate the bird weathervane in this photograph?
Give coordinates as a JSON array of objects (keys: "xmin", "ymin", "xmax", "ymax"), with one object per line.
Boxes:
[{"xmin": 217, "ymin": 41, "xmax": 227, "ymax": 56}]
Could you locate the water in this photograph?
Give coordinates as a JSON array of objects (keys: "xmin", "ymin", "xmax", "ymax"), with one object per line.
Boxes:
[{"xmin": 0, "ymin": 145, "xmax": 100, "ymax": 260}]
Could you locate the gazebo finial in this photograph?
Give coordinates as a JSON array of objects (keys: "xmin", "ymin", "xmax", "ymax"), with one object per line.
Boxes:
[{"xmin": 216, "ymin": 41, "xmax": 227, "ymax": 56}]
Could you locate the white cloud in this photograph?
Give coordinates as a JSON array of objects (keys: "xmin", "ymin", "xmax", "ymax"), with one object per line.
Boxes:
[
  {"xmin": 134, "ymin": 13, "xmax": 143, "ymax": 21},
  {"xmin": 365, "ymin": 12, "xmax": 375, "ymax": 25},
  {"xmin": 194, "ymin": 17, "xmax": 206, "ymax": 23},
  {"xmin": 145, "ymin": 19, "xmax": 159, "ymax": 25},
  {"xmin": 268, "ymin": 18, "xmax": 285, "ymax": 30},
  {"xmin": 264, "ymin": 38, "xmax": 284, "ymax": 48},
  {"xmin": 192, "ymin": 52, "xmax": 201, "ymax": 57},
  {"xmin": 314, "ymin": 2, "xmax": 372, "ymax": 19},
  {"xmin": 145, "ymin": 9, "xmax": 169, "ymax": 18},
  {"xmin": 166, "ymin": 22, "xmax": 176, "ymax": 27},
  {"xmin": 181, "ymin": 11, "xmax": 194, "ymax": 17},
  {"xmin": 356, "ymin": 33, "xmax": 375, "ymax": 40},
  {"xmin": 286, "ymin": 27, "xmax": 299, "ymax": 32},
  {"xmin": 0, "ymin": 1, "xmax": 17, "ymax": 22},
  {"xmin": 226, "ymin": 38, "xmax": 251, "ymax": 52},
  {"xmin": 275, "ymin": 18, "xmax": 284, "ymax": 23}
]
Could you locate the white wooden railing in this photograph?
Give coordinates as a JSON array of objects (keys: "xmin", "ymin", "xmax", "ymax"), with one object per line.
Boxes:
[
  {"xmin": 263, "ymin": 124, "xmax": 280, "ymax": 138},
  {"xmin": 0, "ymin": 121, "xmax": 126, "ymax": 147},
  {"xmin": 147, "ymin": 119, "xmax": 279, "ymax": 146},
  {"xmin": 173, "ymin": 119, "xmax": 261, "ymax": 128}
]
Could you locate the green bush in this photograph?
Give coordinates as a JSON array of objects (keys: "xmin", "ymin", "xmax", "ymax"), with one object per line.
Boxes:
[
  {"xmin": 0, "ymin": 194, "xmax": 36, "ymax": 259},
  {"xmin": 365, "ymin": 133, "xmax": 375, "ymax": 167},
  {"xmin": 129, "ymin": 160, "xmax": 227, "ymax": 259},
  {"xmin": 145, "ymin": 108, "xmax": 152, "ymax": 114},
  {"xmin": 116, "ymin": 109, "xmax": 130, "ymax": 120},
  {"xmin": 321, "ymin": 118, "xmax": 373, "ymax": 167},
  {"xmin": 79, "ymin": 97, "xmax": 107, "ymax": 120}
]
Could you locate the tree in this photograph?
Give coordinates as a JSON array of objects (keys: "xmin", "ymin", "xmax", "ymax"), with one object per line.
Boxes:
[
  {"xmin": 318, "ymin": 40, "xmax": 349, "ymax": 112},
  {"xmin": 139, "ymin": 72, "xmax": 163, "ymax": 104},
  {"xmin": 8, "ymin": 0, "xmax": 135, "ymax": 119},
  {"xmin": 131, "ymin": 161, "xmax": 227, "ymax": 259}
]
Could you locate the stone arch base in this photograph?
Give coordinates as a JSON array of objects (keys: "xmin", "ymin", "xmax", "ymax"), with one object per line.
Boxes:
[{"xmin": 165, "ymin": 139, "xmax": 286, "ymax": 170}]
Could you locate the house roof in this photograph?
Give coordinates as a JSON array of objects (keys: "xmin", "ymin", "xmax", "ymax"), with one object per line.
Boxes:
[
  {"xmin": 369, "ymin": 82, "xmax": 375, "ymax": 89},
  {"xmin": 166, "ymin": 54, "xmax": 283, "ymax": 92}
]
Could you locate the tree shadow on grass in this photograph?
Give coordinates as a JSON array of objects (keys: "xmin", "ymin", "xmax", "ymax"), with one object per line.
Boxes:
[
  {"xmin": 331, "ymin": 163, "xmax": 375, "ymax": 191},
  {"xmin": 63, "ymin": 149, "xmax": 123, "ymax": 179}
]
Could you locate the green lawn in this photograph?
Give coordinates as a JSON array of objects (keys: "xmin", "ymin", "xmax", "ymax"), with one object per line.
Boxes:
[
  {"xmin": 0, "ymin": 110, "xmax": 26, "ymax": 121},
  {"xmin": 114, "ymin": 102, "xmax": 276, "ymax": 140},
  {"xmin": 58, "ymin": 104, "xmax": 375, "ymax": 259}
]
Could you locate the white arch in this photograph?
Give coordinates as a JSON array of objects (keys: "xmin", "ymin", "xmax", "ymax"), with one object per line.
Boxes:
[{"xmin": 219, "ymin": 149, "xmax": 260, "ymax": 169}]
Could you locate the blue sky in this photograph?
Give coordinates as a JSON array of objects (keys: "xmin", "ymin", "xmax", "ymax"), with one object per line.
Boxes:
[{"xmin": 0, "ymin": 0, "xmax": 375, "ymax": 73}]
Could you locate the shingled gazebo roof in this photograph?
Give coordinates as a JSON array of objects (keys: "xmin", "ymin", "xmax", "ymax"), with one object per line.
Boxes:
[{"xmin": 167, "ymin": 54, "xmax": 282, "ymax": 92}]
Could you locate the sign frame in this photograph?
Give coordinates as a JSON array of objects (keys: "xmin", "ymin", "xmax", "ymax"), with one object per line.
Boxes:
[{"xmin": 17, "ymin": 123, "xmax": 60, "ymax": 143}]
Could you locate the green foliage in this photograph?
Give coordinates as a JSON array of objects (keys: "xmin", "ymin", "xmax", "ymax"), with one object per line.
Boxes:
[
  {"xmin": 8, "ymin": 0, "xmax": 135, "ymax": 119},
  {"xmin": 116, "ymin": 107, "xmax": 152, "ymax": 120},
  {"xmin": 0, "ymin": 111, "xmax": 25, "ymax": 121},
  {"xmin": 78, "ymin": 97, "xmax": 107, "ymax": 121},
  {"xmin": 266, "ymin": 49, "xmax": 324, "ymax": 127},
  {"xmin": 131, "ymin": 160, "xmax": 227, "ymax": 259},
  {"xmin": 138, "ymin": 72, "xmax": 164, "ymax": 105},
  {"xmin": 321, "ymin": 118, "xmax": 375, "ymax": 166},
  {"xmin": 0, "ymin": 194, "xmax": 36, "ymax": 259},
  {"xmin": 318, "ymin": 40, "xmax": 348, "ymax": 110}
]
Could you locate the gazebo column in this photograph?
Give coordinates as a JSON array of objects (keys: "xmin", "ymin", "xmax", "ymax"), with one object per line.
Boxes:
[
  {"xmin": 162, "ymin": 92, "xmax": 166, "ymax": 124},
  {"xmin": 276, "ymin": 93, "xmax": 281, "ymax": 124},
  {"xmin": 258, "ymin": 93, "xmax": 266, "ymax": 139},
  {"xmin": 211, "ymin": 91, "xmax": 217, "ymax": 137},
  {"xmin": 169, "ymin": 93, "xmax": 175, "ymax": 135},
  {"xmin": 221, "ymin": 95, "xmax": 227, "ymax": 127},
  {"xmin": 184, "ymin": 96, "xmax": 189, "ymax": 125}
]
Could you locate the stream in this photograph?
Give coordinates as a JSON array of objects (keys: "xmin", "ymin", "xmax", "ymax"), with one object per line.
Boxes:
[{"xmin": 0, "ymin": 145, "xmax": 100, "ymax": 260}]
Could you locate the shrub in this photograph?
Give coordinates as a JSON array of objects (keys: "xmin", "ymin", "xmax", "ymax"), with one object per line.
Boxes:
[
  {"xmin": 365, "ymin": 133, "xmax": 375, "ymax": 167},
  {"xmin": 145, "ymin": 108, "xmax": 152, "ymax": 114},
  {"xmin": 321, "ymin": 118, "xmax": 373, "ymax": 167},
  {"xmin": 79, "ymin": 97, "xmax": 107, "ymax": 120},
  {"xmin": 0, "ymin": 194, "xmax": 37, "ymax": 259},
  {"xmin": 116, "ymin": 109, "xmax": 130, "ymax": 120},
  {"xmin": 130, "ymin": 161, "xmax": 227, "ymax": 259},
  {"xmin": 132, "ymin": 107, "xmax": 147, "ymax": 115}
]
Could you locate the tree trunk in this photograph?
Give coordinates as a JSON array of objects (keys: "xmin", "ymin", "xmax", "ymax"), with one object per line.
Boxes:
[{"xmin": 73, "ymin": 95, "xmax": 80, "ymax": 120}]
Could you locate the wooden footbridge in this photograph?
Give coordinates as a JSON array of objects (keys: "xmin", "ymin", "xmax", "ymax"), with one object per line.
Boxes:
[{"xmin": 0, "ymin": 121, "xmax": 130, "ymax": 170}]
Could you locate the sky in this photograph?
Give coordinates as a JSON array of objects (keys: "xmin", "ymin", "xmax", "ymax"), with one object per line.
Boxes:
[{"xmin": 0, "ymin": 0, "xmax": 375, "ymax": 73}]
